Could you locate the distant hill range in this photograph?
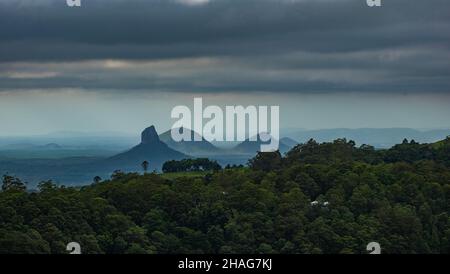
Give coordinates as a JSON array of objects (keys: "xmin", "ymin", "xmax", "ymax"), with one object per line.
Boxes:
[
  {"xmin": 160, "ymin": 129, "xmax": 296, "ymax": 156},
  {"xmin": 159, "ymin": 127, "xmax": 222, "ymax": 156},
  {"xmin": 1, "ymin": 143, "xmax": 62, "ymax": 150},
  {"xmin": 231, "ymin": 133, "xmax": 293, "ymax": 155},
  {"xmin": 280, "ymin": 137, "xmax": 299, "ymax": 148},
  {"xmin": 0, "ymin": 126, "xmax": 449, "ymax": 187},
  {"xmin": 287, "ymin": 128, "xmax": 450, "ymax": 148},
  {"xmin": 106, "ymin": 126, "xmax": 187, "ymax": 171}
]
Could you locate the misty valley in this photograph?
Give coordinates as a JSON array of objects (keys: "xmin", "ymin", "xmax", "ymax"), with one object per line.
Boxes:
[{"xmin": 0, "ymin": 127, "xmax": 449, "ymax": 189}]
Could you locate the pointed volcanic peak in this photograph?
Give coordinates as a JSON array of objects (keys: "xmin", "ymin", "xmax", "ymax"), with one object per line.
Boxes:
[
  {"xmin": 107, "ymin": 126, "xmax": 187, "ymax": 171},
  {"xmin": 141, "ymin": 125, "xmax": 160, "ymax": 144},
  {"xmin": 159, "ymin": 127, "xmax": 221, "ymax": 156},
  {"xmin": 232, "ymin": 133, "xmax": 290, "ymax": 155}
]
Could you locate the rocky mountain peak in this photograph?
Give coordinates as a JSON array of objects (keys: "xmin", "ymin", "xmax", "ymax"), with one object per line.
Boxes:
[{"xmin": 141, "ymin": 126, "xmax": 160, "ymax": 144}]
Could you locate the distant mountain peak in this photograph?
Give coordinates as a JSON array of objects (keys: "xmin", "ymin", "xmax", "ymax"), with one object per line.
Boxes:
[
  {"xmin": 159, "ymin": 127, "xmax": 221, "ymax": 156},
  {"xmin": 107, "ymin": 125, "xmax": 187, "ymax": 172},
  {"xmin": 232, "ymin": 133, "xmax": 290, "ymax": 154},
  {"xmin": 141, "ymin": 126, "xmax": 160, "ymax": 144},
  {"xmin": 43, "ymin": 143, "xmax": 62, "ymax": 149}
]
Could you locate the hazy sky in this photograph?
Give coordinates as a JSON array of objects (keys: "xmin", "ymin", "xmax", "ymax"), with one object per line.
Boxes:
[{"xmin": 0, "ymin": 0, "xmax": 449, "ymax": 136}]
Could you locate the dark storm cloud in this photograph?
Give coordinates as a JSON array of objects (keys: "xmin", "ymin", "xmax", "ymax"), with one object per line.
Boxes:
[
  {"xmin": 0, "ymin": 0, "xmax": 449, "ymax": 93},
  {"xmin": 1, "ymin": 0, "xmax": 449, "ymax": 59}
]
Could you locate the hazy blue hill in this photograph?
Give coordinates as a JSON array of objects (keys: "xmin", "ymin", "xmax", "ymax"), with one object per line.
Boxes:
[
  {"xmin": 42, "ymin": 143, "xmax": 62, "ymax": 149},
  {"xmin": 288, "ymin": 128, "xmax": 450, "ymax": 148},
  {"xmin": 0, "ymin": 156, "xmax": 105, "ymax": 187},
  {"xmin": 1, "ymin": 143, "xmax": 37, "ymax": 150},
  {"xmin": 280, "ymin": 137, "xmax": 298, "ymax": 148},
  {"xmin": 0, "ymin": 132, "xmax": 137, "ymax": 151},
  {"xmin": 106, "ymin": 126, "xmax": 187, "ymax": 171},
  {"xmin": 0, "ymin": 140, "xmax": 118, "ymax": 159},
  {"xmin": 232, "ymin": 134, "xmax": 290, "ymax": 155},
  {"xmin": 159, "ymin": 127, "xmax": 222, "ymax": 156},
  {"xmin": 0, "ymin": 148, "xmax": 117, "ymax": 160}
]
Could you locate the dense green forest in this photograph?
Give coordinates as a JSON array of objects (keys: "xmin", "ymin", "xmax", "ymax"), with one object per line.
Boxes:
[
  {"xmin": 162, "ymin": 158, "xmax": 222, "ymax": 173},
  {"xmin": 0, "ymin": 138, "xmax": 449, "ymax": 254}
]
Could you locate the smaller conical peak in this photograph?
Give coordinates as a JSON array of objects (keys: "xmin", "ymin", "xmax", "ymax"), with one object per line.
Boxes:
[{"xmin": 141, "ymin": 126, "xmax": 160, "ymax": 144}]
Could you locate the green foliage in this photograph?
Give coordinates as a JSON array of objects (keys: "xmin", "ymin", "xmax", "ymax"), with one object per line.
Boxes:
[
  {"xmin": 162, "ymin": 158, "xmax": 222, "ymax": 173},
  {"xmin": 2, "ymin": 175, "xmax": 27, "ymax": 192},
  {"xmin": 0, "ymin": 138, "xmax": 449, "ymax": 254},
  {"xmin": 141, "ymin": 161, "xmax": 149, "ymax": 173}
]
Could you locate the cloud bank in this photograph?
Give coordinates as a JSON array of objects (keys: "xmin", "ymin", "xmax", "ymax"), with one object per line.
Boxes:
[{"xmin": 0, "ymin": 0, "xmax": 449, "ymax": 93}]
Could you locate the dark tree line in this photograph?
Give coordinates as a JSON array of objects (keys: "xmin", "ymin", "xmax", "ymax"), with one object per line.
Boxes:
[{"xmin": 162, "ymin": 158, "xmax": 222, "ymax": 173}]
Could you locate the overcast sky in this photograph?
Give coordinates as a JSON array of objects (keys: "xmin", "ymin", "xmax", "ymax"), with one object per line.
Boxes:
[{"xmin": 0, "ymin": 0, "xmax": 449, "ymax": 136}]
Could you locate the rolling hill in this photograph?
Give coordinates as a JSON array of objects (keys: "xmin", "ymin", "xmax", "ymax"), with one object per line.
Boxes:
[
  {"xmin": 288, "ymin": 128, "xmax": 450, "ymax": 148},
  {"xmin": 232, "ymin": 133, "xmax": 291, "ymax": 155}
]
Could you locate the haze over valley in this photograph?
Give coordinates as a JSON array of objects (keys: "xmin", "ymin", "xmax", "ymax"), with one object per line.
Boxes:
[{"xmin": 0, "ymin": 126, "xmax": 449, "ymax": 188}]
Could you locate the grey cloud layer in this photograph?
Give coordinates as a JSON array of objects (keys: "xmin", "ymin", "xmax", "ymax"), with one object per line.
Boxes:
[{"xmin": 0, "ymin": 0, "xmax": 449, "ymax": 93}]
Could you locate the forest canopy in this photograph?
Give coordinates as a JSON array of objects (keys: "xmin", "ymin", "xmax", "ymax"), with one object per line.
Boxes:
[{"xmin": 0, "ymin": 137, "xmax": 449, "ymax": 254}]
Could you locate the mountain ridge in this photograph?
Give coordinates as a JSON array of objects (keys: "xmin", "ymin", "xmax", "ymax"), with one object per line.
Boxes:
[
  {"xmin": 159, "ymin": 127, "xmax": 222, "ymax": 156},
  {"xmin": 106, "ymin": 126, "xmax": 187, "ymax": 171}
]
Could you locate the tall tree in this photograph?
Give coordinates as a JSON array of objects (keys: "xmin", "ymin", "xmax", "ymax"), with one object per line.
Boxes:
[
  {"xmin": 141, "ymin": 161, "xmax": 149, "ymax": 174},
  {"xmin": 93, "ymin": 176, "xmax": 102, "ymax": 184},
  {"xmin": 1, "ymin": 175, "xmax": 27, "ymax": 191}
]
